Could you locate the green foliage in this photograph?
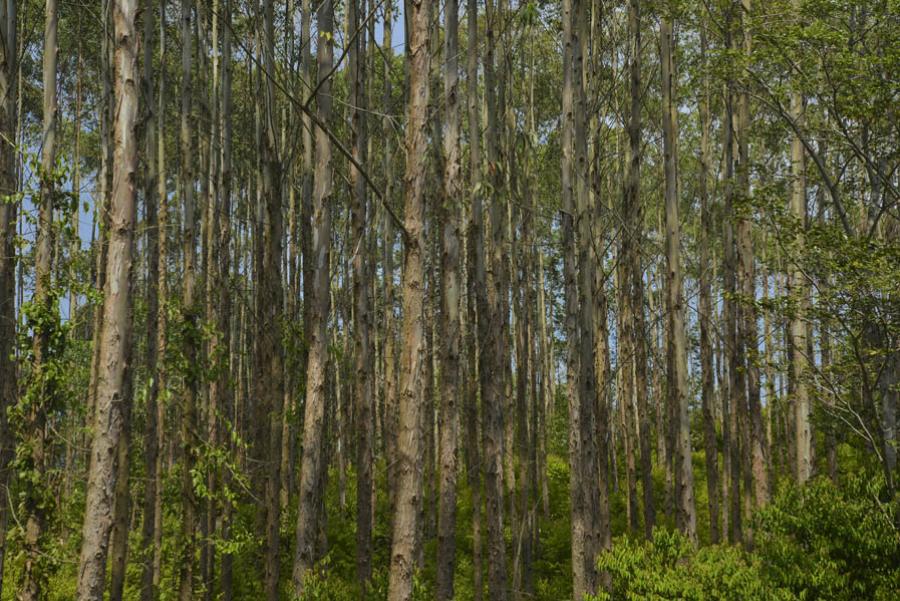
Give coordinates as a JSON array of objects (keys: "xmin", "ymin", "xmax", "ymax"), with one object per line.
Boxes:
[
  {"xmin": 592, "ymin": 529, "xmax": 788, "ymax": 601},
  {"xmin": 755, "ymin": 475, "xmax": 900, "ymax": 601},
  {"xmin": 591, "ymin": 476, "xmax": 900, "ymax": 601}
]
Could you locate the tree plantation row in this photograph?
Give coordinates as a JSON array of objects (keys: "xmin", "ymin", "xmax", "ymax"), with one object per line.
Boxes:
[{"xmin": 0, "ymin": 0, "xmax": 897, "ymax": 600}]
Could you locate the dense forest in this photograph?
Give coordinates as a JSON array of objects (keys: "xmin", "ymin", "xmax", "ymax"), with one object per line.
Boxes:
[{"xmin": 0, "ymin": 0, "xmax": 898, "ymax": 599}]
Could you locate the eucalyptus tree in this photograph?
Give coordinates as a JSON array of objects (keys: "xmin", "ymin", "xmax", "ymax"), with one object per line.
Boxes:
[{"xmin": 75, "ymin": 0, "xmax": 138, "ymax": 598}]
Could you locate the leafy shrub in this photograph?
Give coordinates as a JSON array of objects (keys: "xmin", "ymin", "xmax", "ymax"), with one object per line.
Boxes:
[
  {"xmin": 755, "ymin": 475, "xmax": 900, "ymax": 601},
  {"xmin": 590, "ymin": 475, "xmax": 900, "ymax": 601},
  {"xmin": 591, "ymin": 529, "xmax": 791, "ymax": 601}
]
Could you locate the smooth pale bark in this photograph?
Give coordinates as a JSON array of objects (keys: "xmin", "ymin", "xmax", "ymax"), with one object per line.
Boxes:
[
  {"xmin": 0, "ymin": 3, "xmax": 16, "ymax": 595},
  {"xmin": 436, "ymin": 0, "xmax": 462, "ymax": 597},
  {"xmin": 661, "ymin": 16, "xmax": 697, "ymax": 543},
  {"xmin": 698, "ymin": 28, "xmax": 721, "ymax": 544},
  {"xmin": 291, "ymin": 0, "xmax": 333, "ymax": 591},
  {"xmin": 75, "ymin": 0, "xmax": 138, "ymax": 597},
  {"xmin": 387, "ymin": 0, "xmax": 430, "ymax": 595}
]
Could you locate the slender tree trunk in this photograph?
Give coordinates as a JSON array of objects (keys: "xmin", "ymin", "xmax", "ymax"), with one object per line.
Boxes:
[
  {"xmin": 573, "ymin": 0, "xmax": 602, "ymax": 584},
  {"xmin": 735, "ymin": 0, "xmax": 769, "ymax": 512},
  {"xmin": 146, "ymin": 4, "xmax": 168, "ymax": 595},
  {"xmin": 789, "ymin": 0, "xmax": 811, "ymax": 484},
  {"xmin": 436, "ymin": 0, "xmax": 462, "ymax": 596},
  {"xmin": 139, "ymin": 0, "xmax": 161, "ymax": 597},
  {"xmin": 567, "ymin": 0, "xmax": 602, "ymax": 593},
  {"xmin": 698, "ymin": 28, "xmax": 721, "ymax": 544},
  {"xmin": 75, "ymin": 0, "xmax": 138, "ymax": 597},
  {"xmin": 625, "ymin": 0, "xmax": 656, "ymax": 539},
  {"xmin": 178, "ymin": 1, "xmax": 200, "ymax": 597},
  {"xmin": 87, "ymin": 0, "xmax": 115, "ymax": 467},
  {"xmin": 661, "ymin": 16, "xmax": 697, "ymax": 543},
  {"xmin": 201, "ymin": 3, "xmax": 222, "ymax": 596},
  {"xmin": 0, "ymin": 3, "xmax": 17, "ymax": 595},
  {"xmin": 349, "ymin": 0, "xmax": 375, "ymax": 590},
  {"xmin": 381, "ymin": 0, "xmax": 399, "ymax": 522},
  {"xmin": 258, "ymin": 2, "xmax": 285, "ymax": 599},
  {"xmin": 537, "ymin": 250, "xmax": 553, "ymax": 519},
  {"xmin": 465, "ymin": 1, "xmax": 484, "ymax": 596},
  {"xmin": 108, "ymin": 344, "xmax": 134, "ymax": 601},
  {"xmin": 481, "ymin": 2, "xmax": 509, "ymax": 597},
  {"xmin": 563, "ymin": 0, "xmax": 590, "ymax": 592},
  {"xmin": 723, "ymin": 4, "xmax": 744, "ymax": 544},
  {"xmin": 68, "ymin": 20, "xmax": 83, "ymax": 329},
  {"xmin": 291, "ymin": 0, "xmax": 334, "ymax": 591},
  {"xmin": 21, "ymin": 3, "xmax": 59, "ymax": 598},
  {"xmin": 218, "ymin": 2, "xmax": 235, "ymax": 596},
  {"xmin": 387, "ymin": 0, "xmax": 430, "ymax": 595}
]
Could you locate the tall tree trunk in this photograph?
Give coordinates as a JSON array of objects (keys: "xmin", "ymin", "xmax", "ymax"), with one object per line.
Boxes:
[
  {"xmin": 21, "ymin": 3, "xmax": 59, "ymax": 598},
  {"xmin": 698, "ymin": 27, "xmax": 721, "ymax": 544},
  {"xmin": 735, "ymin": 0, "xmax": 769, "ymax": 511},
  {"xmin": 381, "ymin": 0, "xmax": 399, "ymax": 524},
  {"xmin": 349, "ymin": 0, "xmax": 375, "ymax": 590},
  {"xmin": 465, "ymin": 1, "xmax": 484, "ymax": 596},
  {"xmin": 566, "ymin": 0, "xmax": 602, "ymax": 593},
  {"xmin": 178, "ymin": 1, "xmax": 200, "ymax": 597},
  {"xmin": 625, "ymin": 0, "xmax": 656, "ymax": 539},
  {"xmin": 145, "ymin": 4, "xmax": 169, "ymax": 596},
  {"xmin": 291, "ymin": 0, "xmax": 334, "ymax": 591},
  {"xmin": 661, "ymin": 15, "xmax": 697, "ymax": 543},
  {"xmin": 387, "ymin": 0, "xmax": 430, "ymax": 595},
  {"xmin": 723, "ymin": 3, "xmax": 744, "ymax": 544},
  {"xmin": 139, "ymin": 0, "xmax": 161, "ymax": 597},
  {"xmin": 573, "ymin": 0, "xmax": 602, "ymax": 585},
  {"xmin": 0, "ymin": 2, "xmax": 17, "ymax": 595},
  {"xmin": 563, "ymin": 0, "xmax": 589, "ymax": 592},
  {"xmin": 481, "ymin": 2, "xmax": 509, "ymax": 597},
  {"xmin": 218, "ymin": 2, "xmax": 235, "ymax": 596},
  {"xmin": 788, "ymin": 0, "xmax": 811, "ymax": 484},
  {"xmin": 75, "ymin": 0, "xmax": 138, "ymax": 597},
  {"xmin": 87, "ymin": 0, "xmax": 115, "ymax": 468},
  {"xmin": 436, "ymin": 0, "xmax": 462, "ymax": 596},
  {"xmin": 259, "ymin": 2, "xmax": 285, "ymax": 599},
  {"xmin": 201, "ymin": 3, "xmax": 222, "ymax": 596},
  {"xmin": 108, "ymin": 344, "xmax": 134, "ymax": 601}
]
